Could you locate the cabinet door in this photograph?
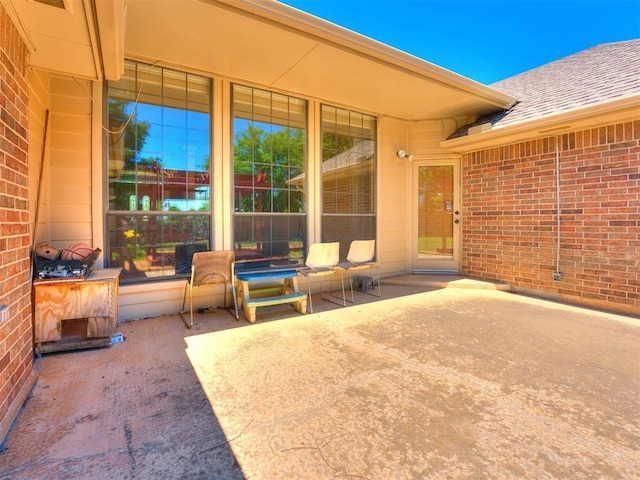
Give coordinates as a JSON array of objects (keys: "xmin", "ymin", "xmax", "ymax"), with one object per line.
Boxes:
[{"xmin": 34, "ymin": 281, "xmax": 111, "ymax": 342}]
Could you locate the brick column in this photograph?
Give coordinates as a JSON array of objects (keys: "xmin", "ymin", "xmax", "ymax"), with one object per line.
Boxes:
[{"xmin": 0, "ymin": 4, "xmax": 36, "ymax": 441}]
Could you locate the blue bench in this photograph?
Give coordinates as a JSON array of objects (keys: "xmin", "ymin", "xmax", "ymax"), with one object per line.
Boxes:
[
  {"xmin": 237, "ymin": 270, "xmax": 298, "ymax": 282},
  {"xmin": 236, "ymin": 269, "xmax": 307, "ymax": 323}
]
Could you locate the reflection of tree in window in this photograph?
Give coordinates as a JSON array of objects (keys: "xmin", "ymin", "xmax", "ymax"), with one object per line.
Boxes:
[
  {"xmin": 418, "ymin": 165, "xmax": 453, "ymax": 255},
  {"xmin": 320, "ymin": 105, "xmax": 376, "ymax": 260},
  {"xmin": 109, "ymin": 99, "xmax": 152, "ymax": 211},
  {"xmin": 108, "ymin": 98, "xmax": 151, "ymax": 171},
  {"xmin": 106, "ymin": 60, "xmax": 211, "ymax": 282},
  {"xmin": 232, "ymin": 84, "xmax": 307, "ymax": 269},
  {"xmin": 234, "ymin": 125, "xmax": 305, "ymax": 213}
]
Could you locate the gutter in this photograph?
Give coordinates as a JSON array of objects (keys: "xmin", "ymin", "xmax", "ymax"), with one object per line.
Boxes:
[
  {"xmin": 210, "ymin": 0, "xmax": 517, "ymax": 111},
  {"xmin": 440, "ymin": 94, "xmax": 640, "ymax": 152}
]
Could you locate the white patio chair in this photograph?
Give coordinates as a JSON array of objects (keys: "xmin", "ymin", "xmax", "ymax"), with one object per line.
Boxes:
[
  {"xmin": 338, "ymin": 240, "xmax": 382, "ymax": 303},
  {"xmin": 298, "ymin": 242, "xmax": 346, "ymax": 313}
]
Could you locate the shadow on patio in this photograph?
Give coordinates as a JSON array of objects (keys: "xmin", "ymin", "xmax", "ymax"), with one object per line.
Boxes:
[{"xmin": 1, "ymin": 276, "xmax": 638, "ymax": 479}]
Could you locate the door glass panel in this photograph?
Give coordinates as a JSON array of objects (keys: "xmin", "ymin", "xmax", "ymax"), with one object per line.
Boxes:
[{"xmin": 417, "ymin": 165, "xmax": 454, "ymax": 259}]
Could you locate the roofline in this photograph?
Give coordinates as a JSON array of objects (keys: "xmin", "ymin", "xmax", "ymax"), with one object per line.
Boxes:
[
  {"xmin": 209, "ymin": 0, "xmax": 517, "ymax": 111},
  {"xmin": 440, "ymin": 95, "xmax": 640, "ymax": 152}
]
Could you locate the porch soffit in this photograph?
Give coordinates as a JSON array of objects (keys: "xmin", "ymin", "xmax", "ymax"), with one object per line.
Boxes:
[
  {"xmin": 124, "ymin": 0, "xmax": 514, "ymax": 121},
  {"xmin": 4, "ymin": 0, "xmax": 516, "ymax": 122},
  {"xmin": 3, "ymin": 0, "xmax": 99, "ymax": 79}
]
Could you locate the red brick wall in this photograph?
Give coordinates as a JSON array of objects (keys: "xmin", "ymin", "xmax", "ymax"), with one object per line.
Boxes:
[
  {"xmin": 462, "ymin": 121, "xmax": 639, "ymax": 316},
  {"xmin": 0, "ymin": 5, "xmax": 35, "ymax": 439}
]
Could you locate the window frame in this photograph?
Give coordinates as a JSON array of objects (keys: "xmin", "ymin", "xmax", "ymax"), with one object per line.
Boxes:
[
  {"xmin": 231, "ymin": 83, "xmax": 308, "ymax": 271},
  {"xmin": 104, "ymin": 60, "xmax": 213, "ymax": 284},
  {"xmin": 103, "ymin": 63, "xmax": 378, "ymax": 283},
  {"xmin": 320, "ymin": 104, "xmax": 377, "ymax": 260}
]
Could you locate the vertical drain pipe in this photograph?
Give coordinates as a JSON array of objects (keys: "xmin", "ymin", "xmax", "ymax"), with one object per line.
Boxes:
[
  {"xmin": 554, "ymin": 135, "xmax": 561, "ymax": 282},
  {"xmin": 31, "ymin": 109, "xmax": 50, "ymax": 281}
]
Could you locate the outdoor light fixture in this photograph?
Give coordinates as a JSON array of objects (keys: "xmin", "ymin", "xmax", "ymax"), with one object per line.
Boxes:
[{"xmin": 396, "ymin": 150, "xmax": 414, "ymax": 161}]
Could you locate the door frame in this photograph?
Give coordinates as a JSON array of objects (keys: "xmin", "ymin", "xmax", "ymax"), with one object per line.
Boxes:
[{"xmin": 411, "ymin": 157, "xmax": 462, "ymax": 273}]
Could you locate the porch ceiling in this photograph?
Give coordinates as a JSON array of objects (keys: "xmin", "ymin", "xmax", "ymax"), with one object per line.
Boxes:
[
  {"xmin": 3, "ymin": 0, "xmax": 102, "ymax": 79},
  {"xmin": 5, "ymin": 0, "xmax": 516, "ymax": 122}
]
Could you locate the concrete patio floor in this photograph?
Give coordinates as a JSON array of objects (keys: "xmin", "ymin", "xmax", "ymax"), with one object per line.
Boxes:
[{"xmin": 1, "ymin": 276, "xmax": 639, "ymax": 479}]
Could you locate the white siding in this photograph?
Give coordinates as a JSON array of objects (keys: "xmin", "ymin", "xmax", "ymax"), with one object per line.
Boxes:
[
  {"xmin": 48, "ymin": 76, "xmax": 94, "ymax": 249},
  {"xmin": 377, "ymin": 117, "xmax": 413, "ymax": 276},
  {"xmin": 408, "ymin": 118, "xmax": 460, "ymax": 153},
  {"xmin": 29, "ymin": 69, "xmax": 51, "ymax": 247}
]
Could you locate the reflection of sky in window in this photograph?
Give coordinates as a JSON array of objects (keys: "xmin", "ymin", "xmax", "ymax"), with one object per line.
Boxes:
[
  {"xmin": 233, "ymin": 118, "xmax": 287, "ymax": 136},
  {"xmin": 132, "ymin": 107, "xmax": 291, "ymax": 172},
  {"xmin": 136, "ymin": 104, "xmax": 210, "ymax": 171},
  {"xmin": 164, "ymin": 199, "xmax": 208, "ymax": 211}
]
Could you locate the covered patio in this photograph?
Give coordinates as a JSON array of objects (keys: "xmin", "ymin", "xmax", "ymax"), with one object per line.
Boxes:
[{"xmin": 1, "ymin": 279, "xmax": 638, "ymax": 479}]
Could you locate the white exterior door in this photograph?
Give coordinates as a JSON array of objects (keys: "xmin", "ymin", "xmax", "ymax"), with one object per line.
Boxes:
[{"xmin": 412, "ymin": 159, "xmax": 461, "ymax": 272}]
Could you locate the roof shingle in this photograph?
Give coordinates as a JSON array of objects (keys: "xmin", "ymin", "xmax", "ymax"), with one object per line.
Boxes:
[{"xmin": 448, "ymin": 39, "xmax": 640, "ymax": 139}]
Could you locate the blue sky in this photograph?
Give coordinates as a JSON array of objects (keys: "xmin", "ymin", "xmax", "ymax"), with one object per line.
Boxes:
[{"xmin": 278, "ymin": 0, "xmax": 640, "ymax": 84}]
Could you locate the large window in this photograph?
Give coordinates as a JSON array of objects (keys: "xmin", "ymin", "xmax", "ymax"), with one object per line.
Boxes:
[
  {"xmin": 232, "ymin": 84, "xmax": 307, "ymax": 271},
  {"xmin": 106, "ymin": 60, "xmax": 211, "ymax": 282},
  {"xmin": 321, "ymin": 105, "xmax": 376, "ymax": 259}
]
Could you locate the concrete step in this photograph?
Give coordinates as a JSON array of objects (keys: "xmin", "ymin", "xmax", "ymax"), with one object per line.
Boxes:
[{"xmin": 382, "ymin": 274, "xmax": 511, "ymax": 291}]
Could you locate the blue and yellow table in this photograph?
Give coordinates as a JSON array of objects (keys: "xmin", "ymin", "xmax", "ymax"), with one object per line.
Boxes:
[{"xmin": 236, "ymin": 269, "xmax": 307, "ymax": 323}]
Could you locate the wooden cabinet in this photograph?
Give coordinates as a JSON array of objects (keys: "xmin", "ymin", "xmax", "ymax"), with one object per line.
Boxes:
[{"xmin": 32, "ymin": 269, "xmax": 121, "ymax": 354}]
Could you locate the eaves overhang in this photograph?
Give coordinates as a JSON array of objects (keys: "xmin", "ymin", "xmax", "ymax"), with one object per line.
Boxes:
[
  {"xmin": 1, "ymin": 0, "xmax": 126, "ymax": 81},
  {"xmin": 3, "ymin": 0, "xmax": 517, "ymax": 121},
  {"xmin": 213, "ymin": 0, "xmax": 517, "ymax": 112},
  {"xmin": 439, "ymin": 95, "xmax": 640, "ymax": 153},
  {"xmin": 123, "ymin": 0, "xmax": 516, "ymax": 121}
]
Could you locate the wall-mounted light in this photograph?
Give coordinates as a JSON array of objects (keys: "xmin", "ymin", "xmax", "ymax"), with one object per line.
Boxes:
[{"xmin": 396, "ymin": 150, "xmax": 414, "ymax": 161}]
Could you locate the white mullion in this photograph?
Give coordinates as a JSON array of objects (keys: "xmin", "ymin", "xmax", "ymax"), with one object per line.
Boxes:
[
  {"xmin": 214, "ymin": 77, "xmax": 228, "ymax": 250},
  {"xmin": 307, "ymin": 100, "xmax": 321, "ymax": 244}
]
